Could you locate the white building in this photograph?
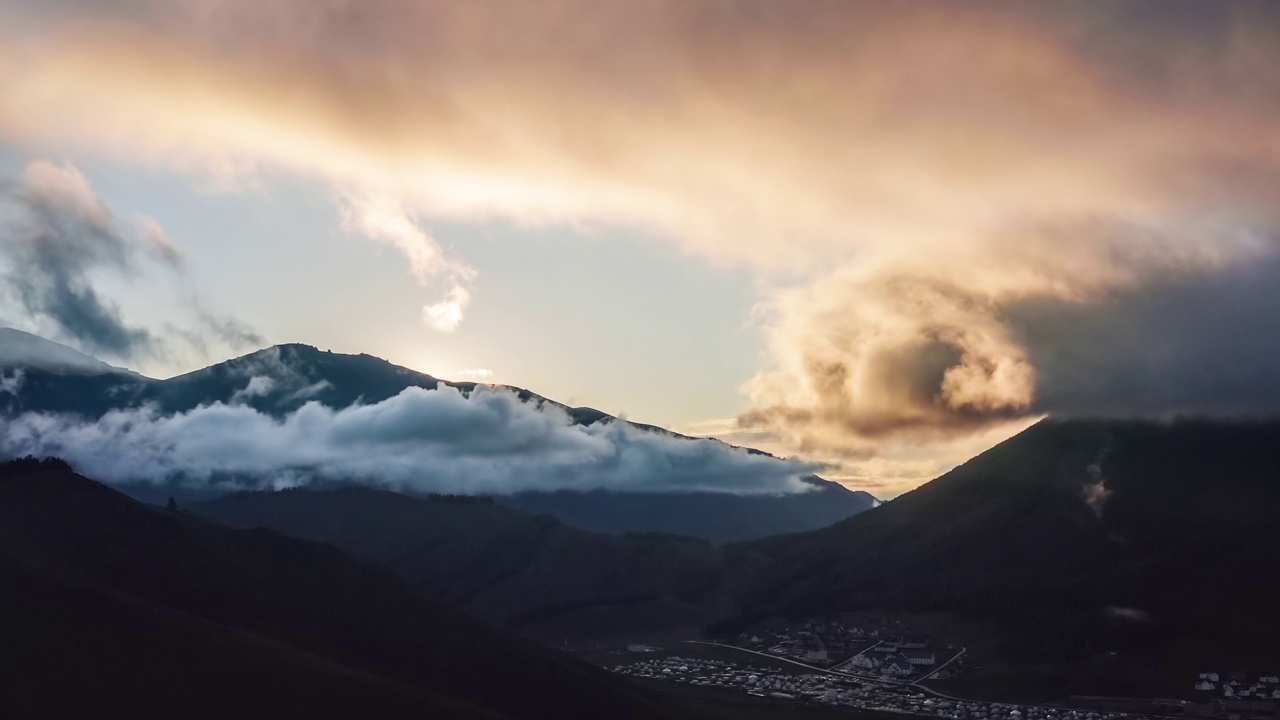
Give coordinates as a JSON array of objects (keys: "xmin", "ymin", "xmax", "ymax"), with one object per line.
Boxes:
[
  {"xmin": 882, "ymin": 657, "xmax": 914, "ymax": 677},
  {"xmin": 850, "ymin": 654, "xmax": 879, "ymax": 670}
]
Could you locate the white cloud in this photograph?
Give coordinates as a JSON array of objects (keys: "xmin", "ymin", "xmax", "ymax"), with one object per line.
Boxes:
[
  {"xmin": 0, "ymin": 384, "xmax": 818, "ymax": 496},
  {"xmin": 0, "ymin": 369, "xmax": 23, "ymax": 397},
  {"xmin": 340, "ymin": 192, "xmax": 476, "ymax": 331},
  {"xmin": 230, "ymin": 375, "xmax": 275, "ymax": 403},
  {"xmin": 422, "ymin": 285, "xmax": 470, "ymax": 332},
  {"xmin": 456, "ymin": 368, "xmax": 493, "ymax": 379},
  {"xmin": 283, "ymin": 380, "xmax": 331, "ymax": 402}
]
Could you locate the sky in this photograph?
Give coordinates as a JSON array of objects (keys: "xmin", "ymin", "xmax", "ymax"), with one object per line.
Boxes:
[{"xmin": 3, "ymin": 1, "xmax": 1280, "ymax": 497}]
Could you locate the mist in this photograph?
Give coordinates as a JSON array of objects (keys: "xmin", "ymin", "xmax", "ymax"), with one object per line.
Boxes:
[{"xmin": 0, "ymin": 383, "xmax": 819, "ymax": 496}]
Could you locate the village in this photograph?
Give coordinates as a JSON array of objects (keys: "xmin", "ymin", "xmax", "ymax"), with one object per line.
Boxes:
[
  {"xmin": 1193, "ymin": 673, "xmax": 1280, "ymax": 720},
  {"xmin": 727, "ymin": 618, "xmax": 962, "ymax": 681},
  {"xmin": 593, "ymin": 618, "xmax": 1280, "ymax": 720},
  {"xmin": 611, "ymin": 654, "xmax": 1158, "ymax": 720}
]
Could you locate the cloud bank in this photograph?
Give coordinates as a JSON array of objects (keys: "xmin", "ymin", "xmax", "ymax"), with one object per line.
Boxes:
[
  {"xmin": 0, "ymin": 384, "xmax": 818, "ymax": 496},
  {"xmin": 5, "ymin": 1, "xmax": 1280, "ymax": 476}
]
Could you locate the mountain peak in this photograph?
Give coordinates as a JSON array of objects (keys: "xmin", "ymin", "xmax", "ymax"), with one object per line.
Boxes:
[{"xmin": 0, "ymin": 328, "xmax": 135, "ymax": 376}]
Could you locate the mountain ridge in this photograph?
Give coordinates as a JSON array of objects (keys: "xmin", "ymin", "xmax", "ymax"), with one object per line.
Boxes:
[
  {"xmin": 0, "ymin": 327, "xmax": 138, "ymax": 376},
  {"xmin": 0, "ymin": 330, "xmax": 876, "ymax": 540}
]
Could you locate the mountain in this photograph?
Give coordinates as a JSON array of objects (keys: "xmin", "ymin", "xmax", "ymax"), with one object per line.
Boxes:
[
  {"xmin": 500, "ymin": 478, "xmax": 878, "ymax": 543},
  {"xmin": 715, "ymin": 418, "xmax": 1280, "ymax": 699},
  {"xmin": 0, "ymin": 327, "xmax": 133, "ymax": 375},
  {"xmin": 0, "ymin": 456, "xmax": 687, "ymax": 719},
  {"xmin": 0, "ymin": 332, "xmax": 875, "ymax": 541},
  {"xmin": 193, "ymin": 486, "xmax": 728, "ymax": 640}
]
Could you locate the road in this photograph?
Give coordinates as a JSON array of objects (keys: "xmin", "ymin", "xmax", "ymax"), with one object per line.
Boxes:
[
  {"xmin": 681, "ymin": 640, "xmax": 967, "ymax": 698},
  {"xmin": 914, "ymin": 647, "xmax": 967, "ymax": 684},
  {"xmin": 830, "ymin": 639, "xmax": 884, "ymax": 672}
]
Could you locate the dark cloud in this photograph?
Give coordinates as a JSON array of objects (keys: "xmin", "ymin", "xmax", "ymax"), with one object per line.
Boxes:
[
  {"xmin": 0, "ymin": 161, "xmax": 264, "ymax": 366},
  {"xmin": 1011, "ymin": 246, "xmax": 1280, "ymax": 419},
  {"xmin": 0, "ymin": 384, "xmax": 819, "ymax": 495},
  {"xmin": 0, "ymin": 161, "xmax": 153, "ymax": 357},
  {"xmin": 199, "ymin": 313, "xmax": 264, "ymax": 351},
  {"xmin": 168, "ymin": 313, "xmax": 266, "ymax": 360}
]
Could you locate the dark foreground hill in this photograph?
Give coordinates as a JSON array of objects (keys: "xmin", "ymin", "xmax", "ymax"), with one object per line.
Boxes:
[
  {"xmin": 718, "ymin": 419, "xmax": 1280, "ymax": 698},
  {"xmin": 0, "ymin": 457, "xmax": 686, "ymax": 720},
  {"xmin": 193, "ymin": 486, "xmax": 728, "ymax": 641}
]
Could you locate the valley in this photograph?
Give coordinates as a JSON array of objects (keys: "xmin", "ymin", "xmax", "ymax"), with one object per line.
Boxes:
[{"xmin": 2, "ymin": 331, "xmax": 1279, "ymax": 718}]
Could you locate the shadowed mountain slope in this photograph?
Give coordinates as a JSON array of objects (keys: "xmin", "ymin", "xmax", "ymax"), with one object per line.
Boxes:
[
  {"xmin": 193, "ymin": 486, "xmax": 728, "ymax": 640},
  {"xmin": 717, "ymin": 419, "xmax": 1280, "ymax": 696},
  {"xmin": 0, "ymin": 457, "xmax": 686, "ymax": 719},
  {"xmin": 500, "ymin": 478, "xmax": 877, "ymax": 543}
]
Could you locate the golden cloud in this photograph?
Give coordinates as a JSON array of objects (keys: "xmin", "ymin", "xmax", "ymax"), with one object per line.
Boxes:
[{"xmin": 4, "ymin": 1, "xmax": 1280, "ymax": 479}]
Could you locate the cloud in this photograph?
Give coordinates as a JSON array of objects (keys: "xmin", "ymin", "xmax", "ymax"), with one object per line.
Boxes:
[
  {"xmin": 1010, "ymin": 252, "xmax": 1280, "ymax": 419},
  {"xmin": 0, "ymin": 369, "xmax": 23, "ymax": 396},
  {"xmin": 1084, "ymin": 481, "xmax": 1113, "ymax": 521},
  {"xmin": 1082, "ymin": 434, "xmax": 1114, "ymax": 520},
  {"xmin": 140, "ymin": 215, "xmax": 181, "ymax": 266},
  {"xmin": 338, "ymin": 192, "xmax": 466, "ymax": 285},
  {"xmin": 687, "ymin": 413, "xmax": 1041, "ymax": 498},
  {"xmin": 4, "ymin": 2, "xmax": 1280, "ymax": 471},
  {"xmin": 741, "ymin": 225, "xmax": 1278, "ymax": 454},
  {"xmin": 209, "ymin": 346, "xmax": 326, "ymax": 402},
  {"xmin": 284, "ymin": 380, "xmax": 331, "ymax": 403},
  {"xmin": 0, "ymin": 160, "xmax": 155, "ymax": 357},
  {"xmin": 230, "ymin": 375, "xmax": 274, "ymax": 403},
  {"xmin": 0, "ymin": 161, "xmax": 264, "ymax": 367},
  {"xmin": 0, "ymin": 384, "xmax": 819, "ymax": 496},
  {"xmin": 456, "ymin": 368, "xmax": 493, "ymax": 380},
  {"xmin": 196, "ymin": 312, "xmax": 265, "ymax": 352},
  {"xmin": 340, "ymin": 192, "xmax": 477, "ymax": 330},
  {"xmin": 1105, "ymin": 607, "xmax": 1152, "ymax": 623},
  {"xmin": 423, "ymin": 285, "xmax": 470, "ymax": 333}
]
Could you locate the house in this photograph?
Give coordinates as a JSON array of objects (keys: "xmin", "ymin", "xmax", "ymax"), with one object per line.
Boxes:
[
  {"xmin": 1197, "ymin": 681, "xmax": 1218, "ymax": 692},
  {"xmin": 804, "ymin": 649, "xmax": 829, "ymax": 663},
  {"xmin": 902, "ymin": 649, "xmax": 936, "ymax": 666},
  {"xmin": 850, "ymin": 654, "xmax": 879, "ymax": 670},
  {"xmin": 882, "ymin": 654, "xmax": 915, "ymax": 677}
]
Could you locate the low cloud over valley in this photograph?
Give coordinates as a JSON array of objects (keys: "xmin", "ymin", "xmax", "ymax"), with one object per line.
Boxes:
[{"xmin": 1, "ymin": 383, "xmax": 818, "ymax": 496}]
